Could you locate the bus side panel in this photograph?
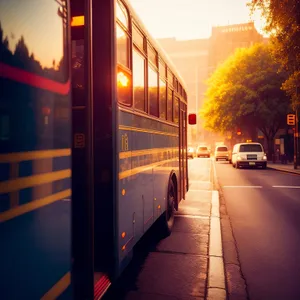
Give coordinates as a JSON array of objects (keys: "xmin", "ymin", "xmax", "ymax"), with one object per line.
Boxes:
[
  {"xmin": 117, "ymin": 109, "xmax": 180, "ymax": 272},
  {"xmin": 152, "ymin": 126, "xmax": 180, "ymax": 217},
  {"xmin": 118, "ymin": 110, "xmax": 139, "ymax": 273},
  {"xmin": 0, "ymin": 1, "xmax": 71, "ymax": 298}
]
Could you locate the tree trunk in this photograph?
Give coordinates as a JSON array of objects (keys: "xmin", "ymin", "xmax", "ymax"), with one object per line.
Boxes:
[
  {"xmin": 266, "ymin": 137, "xmax": 274, "ymax": 158},
  {"xmin": 248, "ymin": 127, "xmax": 258, "ymax": 142}
]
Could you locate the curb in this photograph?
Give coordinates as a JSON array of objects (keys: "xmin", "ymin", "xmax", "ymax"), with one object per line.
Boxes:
[
  {"xmin": 207, "ymin": 159, "xmax": 226, "ymax": 300},
  {"xmin": 211, "ymin": 160, "xmax": 248, "ymax": 300},
  {"xmin": 267, "ymin": 166, "xmax": 300, "ymax": 175}
]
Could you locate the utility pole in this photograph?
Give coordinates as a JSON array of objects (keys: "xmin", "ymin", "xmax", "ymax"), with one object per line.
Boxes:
[
  {"xmin": 294, "ymin": 85, "xmax": 299, "ymax": 169},
  {"xmin": 195, "ymin": 66, "xmax": 198, "ymax": 143}
]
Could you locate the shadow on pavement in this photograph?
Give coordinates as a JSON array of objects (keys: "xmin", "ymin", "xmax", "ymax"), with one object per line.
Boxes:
[{"xmin": 103, "ymin": 220, "xmax": 166, "ymax": 300}]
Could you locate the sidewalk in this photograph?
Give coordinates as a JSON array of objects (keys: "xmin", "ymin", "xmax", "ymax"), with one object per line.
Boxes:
[
  {"xmin": 267, "ymin": 162, "xmax": 300, "ymax": 175},
  {"xmin": 112, "ymin": 159, "xmax": 226, "ymax": 300}
]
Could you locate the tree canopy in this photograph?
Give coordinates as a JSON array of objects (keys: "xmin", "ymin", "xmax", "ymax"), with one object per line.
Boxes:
[
  {"xmin": 201, "ymin": 43, "xmax": 290, "ymax": 152},
  {"xmin": 249, "ymin": 0, "xmax": 300, "ymax": 108}
]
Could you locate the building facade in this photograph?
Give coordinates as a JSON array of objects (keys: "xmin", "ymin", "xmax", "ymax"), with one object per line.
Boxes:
[{"xmin": 158, "ymin": 22, "xmax": 267, "ymax": 145}]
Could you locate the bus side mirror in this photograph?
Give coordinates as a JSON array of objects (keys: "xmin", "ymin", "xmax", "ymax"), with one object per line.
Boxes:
[{"xmin": 188, "ymin": 113, "xmax": 197, "ymax": 125}]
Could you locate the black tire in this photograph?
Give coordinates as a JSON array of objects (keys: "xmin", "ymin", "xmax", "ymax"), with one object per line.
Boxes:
[
  {"xmin": 229, "ymin": 159, "xmax": 232, "ymax": 164},
  {"xmin": 262, "ymin": 163, "xmax": 267, "ymax": 169},
  {"xmin": 160, "ymin": 180, "xmax": 176, "ymax": 237}
]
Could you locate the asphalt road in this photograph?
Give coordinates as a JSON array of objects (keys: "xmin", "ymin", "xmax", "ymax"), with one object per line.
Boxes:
[{"xmin": 216, "ymin": 160, "xmax": 300, "ymax": 300}]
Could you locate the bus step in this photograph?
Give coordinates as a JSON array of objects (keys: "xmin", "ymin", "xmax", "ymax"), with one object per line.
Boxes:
[{"xmin": 94, "ymin": 273, "xmax": 111, "ymax": 300}]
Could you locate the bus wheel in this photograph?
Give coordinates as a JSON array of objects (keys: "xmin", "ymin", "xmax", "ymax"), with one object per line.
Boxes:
[{"xmin": 160, "ymin": 180, "xmax": 176, "ymax": 237}]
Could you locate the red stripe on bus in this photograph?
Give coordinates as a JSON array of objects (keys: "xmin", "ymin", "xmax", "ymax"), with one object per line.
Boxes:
[
  {"xmin": 94, "ymin": 275, "xmax": 111, "ymax": 299},
  {"xmin": 0, "ymin": 62, "xmax": 70, "ymax": 95}
]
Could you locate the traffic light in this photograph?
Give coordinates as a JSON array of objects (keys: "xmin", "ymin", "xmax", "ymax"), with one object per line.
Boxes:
[{"xmin": 287, "ymin": 114, "xmax": 296, "ymax": 125}]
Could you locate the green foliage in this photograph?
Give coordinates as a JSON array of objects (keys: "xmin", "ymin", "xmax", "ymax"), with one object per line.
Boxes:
[
  {"xmin": 201, "ymin": 43, "xmax": 290, "ymax": 145},
  {"xmin": 249, "ymin": 0, "xmax": 300, "ymax": 107}
]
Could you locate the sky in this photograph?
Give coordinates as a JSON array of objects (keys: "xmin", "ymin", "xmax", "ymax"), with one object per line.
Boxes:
[
  {"xmin": 0, "ymin": 0, "xmax": 266, "ymax": 68},
  {"xmin": 0, "ymin": 0, "xmax": 64, "ymax": 68},
  {"xmin": 128, "ymin": 0, "xmax": 267, "ymax": 40}
]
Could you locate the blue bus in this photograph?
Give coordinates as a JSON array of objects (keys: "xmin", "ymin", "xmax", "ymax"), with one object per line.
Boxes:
[{"xmin": 0, "ymin": 0, "xmax": 189, "ymax": 299}]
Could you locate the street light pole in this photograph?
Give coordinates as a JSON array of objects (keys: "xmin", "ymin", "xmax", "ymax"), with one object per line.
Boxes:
[
  {"xmin": 195, "ymin": 66, "xmax": 198, "ymax": 143},
  {"xmin": 294, "ymin": 85, "xmax": 299, "ymax": 169}
]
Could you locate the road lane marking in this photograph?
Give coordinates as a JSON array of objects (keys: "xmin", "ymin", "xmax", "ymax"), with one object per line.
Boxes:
[
  {"xmin": 222, "ymin": 186, "xmax": 262, "ymax": 188},
  {"xmin": 273, "ymin": 185, "xmax": 299, "ymax": 188}
]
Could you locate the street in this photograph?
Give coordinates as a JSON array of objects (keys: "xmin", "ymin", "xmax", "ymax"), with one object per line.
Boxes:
[
  {"xmin": 102, "ymin": 157, "xmax": 300, "ymax": 300},
  {"xmin": 216, "ymin": 160, "xmax": 300, "ymax": 300}
]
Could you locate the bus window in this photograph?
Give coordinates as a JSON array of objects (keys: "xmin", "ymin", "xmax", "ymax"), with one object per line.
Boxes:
[
  {"xmin": 159, "ymin": 79, "xmax": 167, "ymax": 119},
  {"xmin": 116, "ymin": 23, "xmax": 132, "ymax": 106},
  {"xmin": 133, "ymin": 25, "xmax": 145, "ymax": 52},
  {"xmin": 167, "ymin": 88, "xmax": 173, "ymax": 121},
  {"xmin": 117, "ymin": 67, "xmax": 132, "ymax": 105},
  {"xmin": 174, "ymin": 97, "xmax": 179, "ymax": 124},
  {"xmin": 116, "ymin": 24, "xmax": 130, "ymax": 68},
  {"xmin": 0, "ymin": 0, "xmax": 69, "ymax": 153},
  {"xmin": 116, "ymin": 0, "xmax": 129, "ymax": 29},
  {"xmin": 148, "ymin": 66, "xmax": 158, "ymax": 117},
  {"xmin": 133, "ymin": 49, "xmax": 146, "ymax": 111}
]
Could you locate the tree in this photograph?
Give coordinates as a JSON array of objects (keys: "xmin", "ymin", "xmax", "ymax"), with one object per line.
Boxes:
[
  {"xmin": 0, "ymin": 22, "xmax": 10, "ymax": 52},
  {"xmin": 249, "ymin": 0, "xmax": 300, "ymax": 108},
  {"xmin": 14, "ymin": 35, "xmax": 29, "ymax": 60},
  {"xmin": 201, "ymin": 43, "xmax": 290, "ymax": 155}
]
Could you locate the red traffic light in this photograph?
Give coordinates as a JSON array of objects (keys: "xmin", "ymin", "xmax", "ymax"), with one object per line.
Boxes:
[{"xmin": 188, "ymin": 113, "xmax": 197, "ymax": 125}]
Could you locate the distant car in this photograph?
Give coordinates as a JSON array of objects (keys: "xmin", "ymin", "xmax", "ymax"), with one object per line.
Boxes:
[
  {"xmin": 215, "ymin": 145, "xmax": 229, "ymax": 161},
  {"xmin": 197, "ymin": 146, "xmax": 210, "ymax": 158},
  {"xmin": 231, "ymin": 142, "xmax": 267, "ymax": 169},
  {"xmin": 188, "ymin": 147, "xmax": 195, "ymax": 159}
]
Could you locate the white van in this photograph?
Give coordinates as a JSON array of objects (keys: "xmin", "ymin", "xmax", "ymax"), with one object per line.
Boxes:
[
  {"xmin": 231, "ymin": 142, "xmax": 267, "ymax": 169},
  {"xmin": 215, "ymin": 145, "xmax": 229, "ymax": 161}
]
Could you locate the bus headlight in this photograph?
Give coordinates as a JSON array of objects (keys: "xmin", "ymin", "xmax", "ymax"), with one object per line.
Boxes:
[
  {"xmin": 237, "ymin": 156, "xmax": 242, "ymax": 161},
  {"xmin": 263, "ymin": 155, "xmax": 267, "ymax": 160}
]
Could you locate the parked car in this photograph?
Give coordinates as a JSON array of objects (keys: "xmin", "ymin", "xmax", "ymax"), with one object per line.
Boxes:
[
  {"xmin": 231, "ymin": 142, "xmax": 267, "ymax": 169},
  {"xmin": 196, "ymin": 145, "xmax": 210, "ymax": 158},
  {"xmin": 188, "ymin": 147, "xmax": 196, "ymax": 159},
  {"xmin": 215, "ymin": 145, "xmax": 229, "ymax": 161}
]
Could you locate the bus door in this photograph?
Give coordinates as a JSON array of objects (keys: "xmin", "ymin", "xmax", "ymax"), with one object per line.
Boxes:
[
  {"xmin": 71, "ymin": 0, "xmax": 115, "ymax": 299},
  {"xmin": 179, "ymin": 109, "xmax": 186, "ymax": 200},
  {"xmin": 183, "ymin": 110, "xmax": 187, "ymax": 196}
]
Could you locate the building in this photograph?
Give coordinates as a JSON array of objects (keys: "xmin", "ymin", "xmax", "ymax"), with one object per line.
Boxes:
[
  {"xmin": 209, "ymin": 22, "xmax": 265, "ymax": 72},
  {"xmin": 158, "ymin": 22, "xmax": 267, "ymax": 145}
]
